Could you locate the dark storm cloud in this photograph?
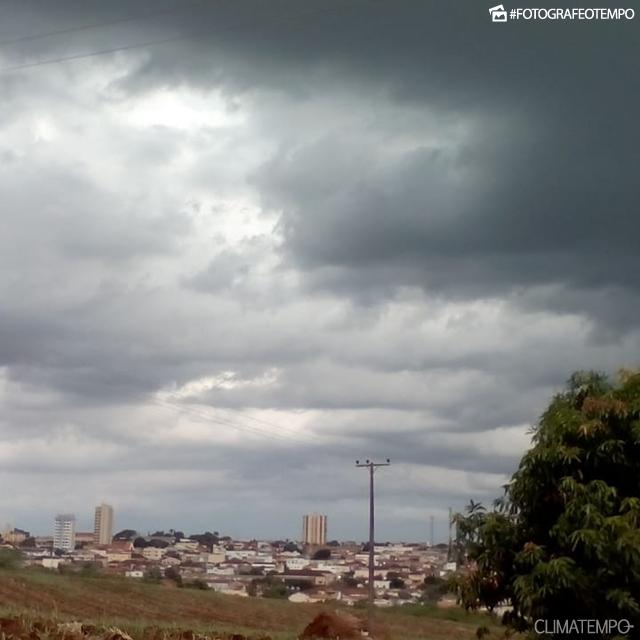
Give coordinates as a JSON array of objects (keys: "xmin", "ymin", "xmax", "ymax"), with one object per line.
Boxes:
[
  {"xmin": 12, "ymin": 0, "xmax": 632, "ymax": 104},
  {"xmin": 256, "ymin": 117, "xmax": 639, "ymax": 326},
  {"xmin": 4, "ymin": 3, "xmax": 638, "ymax": 320},
  {"xmin": 18, "ymin": 0, "xmax": 630, "ymax": 329}
]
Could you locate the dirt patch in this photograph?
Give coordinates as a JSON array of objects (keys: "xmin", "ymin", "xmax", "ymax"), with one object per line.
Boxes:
[{"xmin": 299, "ymin": 612, "xmax": 364, "ymax": 639}]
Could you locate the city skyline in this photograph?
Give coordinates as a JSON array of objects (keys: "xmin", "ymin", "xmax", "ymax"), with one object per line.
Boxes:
[
  {"xmin": 1, "ymin": 524, "xmax": 457, "ymax": 609},
  {"xmin": 5, "ymin": 503, "xmax": 453, "ymax": 546},
  {"xmin": 1, "ymin": 1, "xmax": 638, "ymax": 541}
]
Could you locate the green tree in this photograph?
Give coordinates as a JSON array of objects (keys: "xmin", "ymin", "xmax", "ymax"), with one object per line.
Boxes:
[
  {"xmin": 143, "ymin": 566, "xmax": 163, "ymax": 582},
  {"xmin": 0, "ymin": 548, "xmax": 23, "ymax": 569},
  {"xmin": 262, "ymin": 580, "xmax": 288, "ymax": 599},
  {"xmin": 455, "ymin": 370, "xmax": 640, "ymax": 637},
  {"xmin": 185, "ymin": 578, "xmax": 209, "ymax": 590},
  {"xmin": 148, "ymin": 538, "xmax": 170, "ymax": 548},
  {"xmin": 189, "ymin": 531, "xmax": 219, "ymax": 548},
  {"xmin": 247, "ymin": 578, "xmax": 259, "ymax": 597},
  {"xmin": 250, "ymin": 575, "xmax": 289, "ymax": 599},
  {"xmin": 341, "ymin": 574, "xmax": 360, "ymax": 588},
  {"xmin": 389, "ymin": 576, "xmax": 406, "ymax": 589},
  {"xmin": 421, "ymin": 575, "xmax": 449, "ymax": 604},
  {"xmin": 113, "ymin": 529, "xmax": 137, "ymax": 541},
  {"xmin": 164, "ymin": 566, "xmax": 182, "ymax": 586}
]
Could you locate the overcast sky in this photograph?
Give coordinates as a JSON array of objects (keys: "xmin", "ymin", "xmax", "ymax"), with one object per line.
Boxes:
[{"xmin": 0, "ymin": 0, "xmax": 638, "ymax": 542}]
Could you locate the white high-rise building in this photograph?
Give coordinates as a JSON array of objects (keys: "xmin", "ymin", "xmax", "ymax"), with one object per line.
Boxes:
[
  {"xmin": 53, "ymin": 514, "xmax": 76, "ymax": 552},
  {"xmin": 302, "ymin": 513, "xmax": 327, "ymax": 546},
  {"xmin": 94, "ymin": 503, "xmax": 114, "ymax": 545}
]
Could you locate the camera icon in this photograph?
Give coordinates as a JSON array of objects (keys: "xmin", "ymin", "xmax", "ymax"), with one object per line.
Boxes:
[{"xmin": 489, "ymin": 4, "xmax": 508, "ymax": 22}]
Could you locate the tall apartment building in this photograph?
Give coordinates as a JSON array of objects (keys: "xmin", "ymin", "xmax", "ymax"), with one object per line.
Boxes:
[
  {"xmin": 94, "ymin": 503, "xmax": 114, "ymax": 545},
  {"xmin": 53, "ymin": 514, "xmax": 76, "ymax": 552},
  {"xmin": 302, "ymin": 513, "xmax": 327, "ymax": 546}
]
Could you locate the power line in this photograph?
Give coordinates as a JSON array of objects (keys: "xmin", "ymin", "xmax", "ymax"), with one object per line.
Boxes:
[
  {"xmin": 151, "ymin": 398, "xmax": 298, "ymax": 443},
  {"xmin": 203, "ymin": 405, "xmax": 323, "ymax": 446},
  {"xmin": 0, "ymin": 31, "xmax": 198, "ymax": 73},
  {"xmin": 150, "ymin": 396, "xmax": 320, "ymax": 447},
  {"xmin": 0, "ymin": 2, "xmax": 351, "ymax": 74},
  {"xmin": 216, "ymin": 406, "xmax": 324, "ymax": 443},
  {"xmin": 0, "ymin": 1, "xmax": 207, "ymax": 48},
  {"xmin": 153, "ymin": 375, "xmax": 324, "ymax": 444}
]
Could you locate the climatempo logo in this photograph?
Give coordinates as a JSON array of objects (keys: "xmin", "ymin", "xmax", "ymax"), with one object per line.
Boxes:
[{"xmin": 489, "ymin": 4, "xmax": 508, "ymax": 21}]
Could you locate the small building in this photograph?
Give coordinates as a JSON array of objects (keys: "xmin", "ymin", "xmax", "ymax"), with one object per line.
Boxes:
[
  {"xmin": 286, "ymin": 557, "xmax": 310, "ymax": 571},
  {"xmin": 41, "ymin": 557, "xmax": 63, "ymax": 570},
  {"xmin": 1, "ymin": 527, "xmax": 30, "ymax": 545},
  {"xmin": 142, "ymin": 547, "xmax": 165, "ymax": 561},
  {"xmin": 75, "ymin": 532, "xmax": 96, "ymax": 545}
]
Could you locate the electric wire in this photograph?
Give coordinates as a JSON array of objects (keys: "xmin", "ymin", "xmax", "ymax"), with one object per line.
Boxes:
[
  {"xmin": 152, "ymin": 375, "xmax": 322, "ymax": 444},
  {"xmin": 0, "ymin": 1, "xmax": 207, "ymax": 47},
  {"xmin": 150, "ymin": 396, "xmax": 321, "ymax": 447},
  {"xmin": 0, "ymin": 2, "xmax": 352, "ymax": 74}
]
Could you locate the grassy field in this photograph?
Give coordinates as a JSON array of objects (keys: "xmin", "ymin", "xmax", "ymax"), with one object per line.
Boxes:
[{"xmin": 0, "ymin": 568, "xmax": 502, "ymax": 639}]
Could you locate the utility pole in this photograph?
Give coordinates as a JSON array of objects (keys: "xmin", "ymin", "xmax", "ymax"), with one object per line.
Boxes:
[
  {"xmin": 429, "ymin": 514, "xmax": 434, "ymax": 547},
  {"xmin": 356, "ymin": 458, "xmax": 390, "ymax": 637},
  {"xmin": 447, "ymin": 506, "xmax": 453, "ymax": 562}
]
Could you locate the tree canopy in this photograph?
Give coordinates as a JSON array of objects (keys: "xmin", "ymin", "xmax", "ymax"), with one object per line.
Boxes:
[
  {"xmin": 189, "ymin": 531, "xmax": 219, "ymax": 548},
  {"xmin": 113, "ymin": 529, "xmax": 137, "ymax": 541},
  {"xmin": 455, "ymin": 370, "xmax": 640, "ymax": 637},
  {"xmin": 312, "ymin": 548, "xmax": 332, "ymax": 560}
]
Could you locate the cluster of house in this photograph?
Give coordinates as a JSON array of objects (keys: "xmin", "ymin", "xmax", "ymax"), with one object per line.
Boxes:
[{"xmin": 1, "ymin": 528, "xmax": 458, "ymax": 607}]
